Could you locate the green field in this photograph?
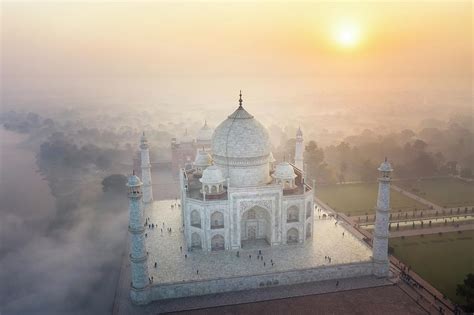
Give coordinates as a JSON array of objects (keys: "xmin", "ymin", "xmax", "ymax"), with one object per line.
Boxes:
[
  {"xmin": 315, "ymin": 183, "xmax": 426, "ymax": 215},
  {"xmin": 390, "ymin": 231, "xmax": 474, "ymax": 305},
  {"xmin": 396, "ymin": 178, "xmax": 474, "ymax": 208}
]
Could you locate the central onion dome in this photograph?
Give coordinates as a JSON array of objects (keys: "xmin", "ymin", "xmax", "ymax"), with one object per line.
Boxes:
[{"xmin": 211, "ymin": 92, "xmax": 271, "ymax": 187}]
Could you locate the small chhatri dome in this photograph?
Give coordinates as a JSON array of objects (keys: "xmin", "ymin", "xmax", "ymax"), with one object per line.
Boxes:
[
  {"xmin": 127, "ymin": 173, "xmax": 143, "ymax": 187},
  {"xmin": 273, "ymin": 162, "xmax": 297, "ymax": 180},
  {"xmin": 378, "ymin": 158, "xmax": 393, "ymax": 172},
  {"xmin": 194, "ymin": 149, "xmax": 212, "ymax": 168},
  {"xmin": 196, "ymin": 121, "xmax": 214, "ymax": 142},
  {"xmin": 200, "ymin": 165, "xmax": 225, "ymax": 185}
]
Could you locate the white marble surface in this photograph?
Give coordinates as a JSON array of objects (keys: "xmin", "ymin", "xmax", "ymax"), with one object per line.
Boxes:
[{"xmin": 144, "ymin": 200, "xmax": 372, "ymax": 284}]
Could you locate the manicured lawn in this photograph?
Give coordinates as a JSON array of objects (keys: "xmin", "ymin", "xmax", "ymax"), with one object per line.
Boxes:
[
  {"xmin": 390, "ymin": 231, "xmax": 474, "ymax": 305},
  {"xmin": 315, "ymin": 183, "xmax": 425, "ymax": 216},
  {"xmin": 395, "ymin": 178, "xmax": 474, "ymax": 208}
]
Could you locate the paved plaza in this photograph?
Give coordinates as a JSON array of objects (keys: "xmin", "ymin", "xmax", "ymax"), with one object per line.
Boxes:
[{"xmin": 145, "ymin": 200, "xmax": 372, "ymax": 284}]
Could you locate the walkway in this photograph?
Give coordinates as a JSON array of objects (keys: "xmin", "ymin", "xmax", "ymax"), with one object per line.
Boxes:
[
  {"xmin": 391, "ymin": 256, "xmax": 457, "ymax": 315},
  {"xmin": 314, "ymin": 197, "xmax": 458, "ymax": 315},
  {"xmin": 392, "ymin": 184, "xmax": 443, "ymax": 210},
  {"xmin": 354, "ymin": 207, "xmax": 474, "ymax": 223},
  {"xmin": 388, "ymin": 223, "xmax": 474, "ymax": 238}
]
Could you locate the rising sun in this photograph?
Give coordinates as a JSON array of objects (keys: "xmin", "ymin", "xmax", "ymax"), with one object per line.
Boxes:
[{"xmin": 333, "ymin": 22, "xmax": 361, "ymax": 48}]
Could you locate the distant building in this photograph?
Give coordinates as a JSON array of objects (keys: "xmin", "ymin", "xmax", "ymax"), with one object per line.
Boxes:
[{"xmin": 171, "ymin": 121, "xmax": 213, "ymax": 171}]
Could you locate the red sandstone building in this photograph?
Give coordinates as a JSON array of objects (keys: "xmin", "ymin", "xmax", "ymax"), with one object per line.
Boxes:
[{"xmin": 171, "ymin": 121, "xmax": 213, "ymax": 170}]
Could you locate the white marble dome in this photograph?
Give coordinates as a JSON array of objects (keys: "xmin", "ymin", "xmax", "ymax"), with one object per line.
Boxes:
[
  {"xmin": 273, "ymin": 162, "xmax": 297, "ymax": 180},
  {"xmin": 194, "ymin": 150, "xmax": 212, "ymax": 168},
  {"xmin": 211, "ymin": 95, "xmax": 272, "ymax": 187},
  {"xmin": 200, "ymin": 165, "xmax": 225, "ymax": 185},
  {"xmin": 212, "ymin": 106, "xmax": 271, "ymax": 159},
  {"xmin": 196, "ymin": 121, "xmax": 213, "ymax": 142}
]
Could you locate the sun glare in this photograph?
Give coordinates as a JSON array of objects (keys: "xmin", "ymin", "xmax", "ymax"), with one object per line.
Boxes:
[{"xmin": 333, "ymin": 22, "xmax": 361, "ymax": 48}]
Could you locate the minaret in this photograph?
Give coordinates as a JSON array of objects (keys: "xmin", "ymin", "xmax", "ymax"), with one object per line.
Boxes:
[
  {"xmin": 373, "ymin": 158, "xmax": 393, "ymax": 277},
  {"xmin": 140, "ymin": 132, "xmax": 153, "ymax": 205},
  {"xmin": 126, "ymin": 173, "xmax": 150, "ymax": 304},
  {"xmin": 295, "ymin": 127, "xmax": 304, "ymax": 170}
]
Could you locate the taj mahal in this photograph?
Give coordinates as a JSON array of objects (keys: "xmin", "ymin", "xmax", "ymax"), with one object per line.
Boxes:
[
  {"xmin": 180, "ymin": 92, "xmax": 313, "ymax": 252},
  {"xmin": 121, "ymin": 92, "xmax": 394, "ymax": 309}
]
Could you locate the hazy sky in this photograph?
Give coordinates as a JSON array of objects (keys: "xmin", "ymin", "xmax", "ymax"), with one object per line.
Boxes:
[
  {"xmin": 2, "ymin": 1, "xmax": 472, "ymax": 79},
  {"xmin": 1, "ymin": 1, "xmax": 472, "ymax": 130}
]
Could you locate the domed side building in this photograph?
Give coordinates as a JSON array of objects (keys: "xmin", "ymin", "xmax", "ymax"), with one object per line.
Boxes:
[{"xmin": 180, "ymin": 92, "xmax": 314, "ymax": 251}]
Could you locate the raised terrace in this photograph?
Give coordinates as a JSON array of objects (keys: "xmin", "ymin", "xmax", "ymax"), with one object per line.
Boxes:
[{"xmin": 144, "ymin": 200, "xmax": 372, "ymax": 284}]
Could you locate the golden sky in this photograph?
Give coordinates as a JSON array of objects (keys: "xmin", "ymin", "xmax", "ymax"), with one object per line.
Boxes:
[{"xmin": 1, "ymin": 1, "xmax": 472, "ymax": 79}]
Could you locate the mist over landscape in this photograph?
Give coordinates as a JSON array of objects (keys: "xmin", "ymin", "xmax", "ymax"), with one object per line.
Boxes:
[
  {"xmin": 1, "ymin": 76, "xmax": 471, "ymax": 313},
  {"xmin": 0, "ymin": 1, "xmax": 472, "ymax": 314}
]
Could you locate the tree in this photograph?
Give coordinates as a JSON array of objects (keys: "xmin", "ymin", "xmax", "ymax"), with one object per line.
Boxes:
[
  {"xmin": 102, "ymin": 174, "xmax": 128, "ymax": 194},
  {"xmin": 315, "ymin": 162, "xmax": 336, "ymax": 184},
  {"xmin": 283, "ymin": 138, "xmax": 296, "ymax": 161},
  {"xmin": 304, "ymin": 141, "xmax": 325, "ymax": 181},
  {"xmin": 413, "ymin": 152, "xmax": 437, "ymax": 177},
  {"xmin": 460, "ymin": 168, "xmax": 472, "ymax": 179},
  {"xmin": 456, "ymin": 273, "xmax": 474, "ymax": 311},
  {"xmin": 446, "ymin": 161, "xmax": 458, "ymax": 175},
  {"xmin": 360, "ymin": 159, "xmax": 377, "ymax": 182},
  {"xmin": 412, "ymin": 139, "xmax": 428, "ymax": 152}
]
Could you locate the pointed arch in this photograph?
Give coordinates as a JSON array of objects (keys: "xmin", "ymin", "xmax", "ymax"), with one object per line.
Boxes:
[
  {"xmin": 287, "ymin": 228, "xmax": 299, "ymax": 244},
  {"xmin": 211, "ymin": 211, "xmax": 224, "ymax": 229},
  {"xmin": 191, "ymin": 232, "xmax": 202, "ymax": 249},
  {"xmin": 211, "ymin": 234, "xmax": 225, "ymax": 251},
  {"xmin": 287, "ymin": 206, "xmax": 299, "ymax": 223},
  {"xmin": 190, "ymin": 210, "xmax": 201, "ymax": 228}
]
